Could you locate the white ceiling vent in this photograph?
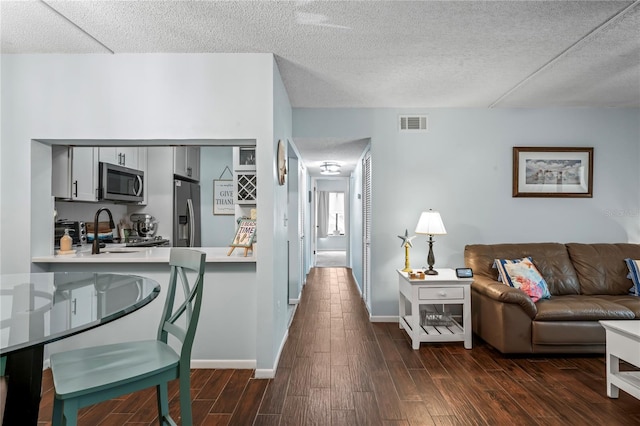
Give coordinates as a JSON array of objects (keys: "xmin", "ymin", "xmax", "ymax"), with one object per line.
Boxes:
[{"xmin": 399, "ymin": 115, "xmax": 428, "ymax": 132}]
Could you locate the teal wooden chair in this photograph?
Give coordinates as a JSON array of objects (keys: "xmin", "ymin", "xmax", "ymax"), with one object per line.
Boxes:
[
  {"xmin": 0, "ymin": 356, "xmax": 6, "ymax": 424},
  {"xmin": 50, "ymin": 249, "xmax": 206, "ymax": 426}
]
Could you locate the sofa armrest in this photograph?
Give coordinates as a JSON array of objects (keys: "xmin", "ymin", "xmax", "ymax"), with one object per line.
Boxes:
[{"xmin": 471, "ymin": 276, "xmax": 537, "ymax": 318}]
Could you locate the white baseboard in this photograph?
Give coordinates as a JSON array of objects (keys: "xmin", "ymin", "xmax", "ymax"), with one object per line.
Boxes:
[
  {"xmin": 191, "ymin": 359, "xmax": 256, "ymax": 369},
  {"xmin": 370, "ymin": 316, "xmax": 399, "ymax": 323},
  {"xmin": 254, "ymin": 329, "xmax": 289, "ymax": 379},
  {"xmin": 350, "ymin": 270, "xmax": 363, "ymax": 297},
  {"xmin": 254, "ymin": 369, "xmax": 274, "ymax": 379},
  {"xmin": 288, "ymin": 298, "xmax": 300, "ymax": 304}
]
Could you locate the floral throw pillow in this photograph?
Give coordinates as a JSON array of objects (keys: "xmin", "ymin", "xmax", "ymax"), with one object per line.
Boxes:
[
  {"xmin": 498, "ymin": 258, "xmax": 551, "ymax": 302},
  {"xmin": 624, "ymin": 259, "xmax": 640, "ymax": 296},
  {"xmin": 493, "ymin": 256, "xmax": 533, "ymax": 286}
]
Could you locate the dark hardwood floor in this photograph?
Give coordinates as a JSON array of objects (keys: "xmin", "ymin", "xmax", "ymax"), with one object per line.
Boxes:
[{"xmin": 37, "ymin": 267, "xmax": 640, "ymax": 425}]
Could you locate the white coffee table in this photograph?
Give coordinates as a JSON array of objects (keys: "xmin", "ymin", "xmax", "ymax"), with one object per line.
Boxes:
[{"xmin": 599, "ymin": 320, "xmax": 640, "ymax": 400}]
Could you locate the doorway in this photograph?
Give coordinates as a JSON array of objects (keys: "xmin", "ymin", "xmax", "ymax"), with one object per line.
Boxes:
[
  {"xmin": 315, "ymin": 250, "xmax": 347, "ymax": 267},
  {"xmin": 313, "ymin": 178, "xmax": 349, "ymax": 268}
]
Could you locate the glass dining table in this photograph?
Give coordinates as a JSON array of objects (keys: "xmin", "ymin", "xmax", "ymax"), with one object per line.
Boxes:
[{"xmin": 0, "ymin": 272, "xmax": 160, "ymax": 425}]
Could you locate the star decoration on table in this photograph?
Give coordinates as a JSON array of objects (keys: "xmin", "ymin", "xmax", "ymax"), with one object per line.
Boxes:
[{"xmin": 398, "ymin": 229, "xmax": 416, "ymax": 248}]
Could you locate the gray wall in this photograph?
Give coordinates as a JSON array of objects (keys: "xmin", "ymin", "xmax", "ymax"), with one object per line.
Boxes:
[
  {"xmin": 3, "ymin": 53, "xmax": 287, "ymax": 375},
  {"xmin": 294, "ymin": 107, "xmax": 640, "ymax": 317},
  {"xmin": 254, "ymin": 58, "xmax": 293, "ymax": 374}
]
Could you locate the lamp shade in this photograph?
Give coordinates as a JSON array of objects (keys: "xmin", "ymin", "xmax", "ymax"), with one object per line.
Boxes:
[{"xmin": 415, "ymin": 210, "xmax": 447, "ymax": 235}]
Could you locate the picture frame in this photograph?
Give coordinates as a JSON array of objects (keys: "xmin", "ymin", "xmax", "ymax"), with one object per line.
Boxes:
[
  {"xmin": 512, "ymin": 147, "xmax": 593, "ymax": 198},
  {"xmin": 213, "ymin": 180, "xmax": 234, "ymax": 215}
]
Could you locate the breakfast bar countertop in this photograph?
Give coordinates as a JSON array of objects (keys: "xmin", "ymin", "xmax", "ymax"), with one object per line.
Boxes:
[{"xmin": 32, "ymin": 246, "xmax": 256, "ymax": 263}]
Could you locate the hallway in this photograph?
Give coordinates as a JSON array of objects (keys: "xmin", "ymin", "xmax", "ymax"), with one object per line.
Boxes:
[
  {"xmin": 36, "ymin": 267, "xmax": 639, "ymax": 425},
  {"xmin": 314, "ymin": 251, "xmax": 347, "ymax": 268},
  {"xmin": 260, "ymin": 266, "xmax": 378, "ymax": 424}
]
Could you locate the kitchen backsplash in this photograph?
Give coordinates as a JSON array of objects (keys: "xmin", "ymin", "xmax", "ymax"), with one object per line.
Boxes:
[{"xmin": 55, "ymin": 201, "xmax": 128, "ymax": 227}]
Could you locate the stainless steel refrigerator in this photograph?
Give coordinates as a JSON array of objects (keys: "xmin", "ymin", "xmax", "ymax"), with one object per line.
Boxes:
[{"xmin": 173, "ymin": 178, "xmax": 201, "ymax": 247}]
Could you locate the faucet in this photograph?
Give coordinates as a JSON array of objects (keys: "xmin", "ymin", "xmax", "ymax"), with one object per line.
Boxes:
[{"xmin": 92, "ymin": 208, "xmax": 115, "ymax": 254}]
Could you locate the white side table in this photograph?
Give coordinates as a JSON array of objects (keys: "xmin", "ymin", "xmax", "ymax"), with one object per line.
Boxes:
[
  {"xmin": 600, "ymin": 320, "xmax": 640, "ymax": 401},
  {"xmin": 397, "ymin": 269, "xmax": 472, "ymax": 350}
]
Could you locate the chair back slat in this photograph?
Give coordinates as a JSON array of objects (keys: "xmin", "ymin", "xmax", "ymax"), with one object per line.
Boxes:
[
  {"xmin": 177, "ymin": 268, "xmax": 194, "ymax": 322},
  {"xmin": 163, "ymin": 321, "xmax": 186, "ymax": 343},
  {"xmin": 167, "ymin": 282, "xmax": 199, "ymax": 325},
  {"xmin": 157, "ymin": 249, "xmax": 205, "ymax": 362}
]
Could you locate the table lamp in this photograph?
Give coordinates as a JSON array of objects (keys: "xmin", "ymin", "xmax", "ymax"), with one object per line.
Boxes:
[{"xmin": 415, "ymin": 209, "xmax": 447, "ymax": 275}]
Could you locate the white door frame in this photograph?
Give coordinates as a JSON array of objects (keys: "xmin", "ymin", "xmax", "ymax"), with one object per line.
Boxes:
[{"xmin": 312, "ymin": 177, "xmax": 350, "ymax": 267}]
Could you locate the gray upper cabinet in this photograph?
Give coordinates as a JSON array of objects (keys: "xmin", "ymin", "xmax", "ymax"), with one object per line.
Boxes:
[
  {"xmin": 99, "ymin": 147, "xmax": 140, "ymax": 169},
  {"xmin": 173, "ymin": 146, "xmax": 200, "ymax": 181},
  {"xmin": 52, "ymin": 146, "xmax": 99, "ymax": 202}
]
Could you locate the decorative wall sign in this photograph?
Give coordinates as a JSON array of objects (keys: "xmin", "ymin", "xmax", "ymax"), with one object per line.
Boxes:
[
  {"xmin": 213, "ymin": 180, "xmax": 234, "ymax": 215},
  {"xmin": 227, "ymin": 219, "xmax": 256, "ymax": 257},
  {"xmin": 513, "ymin": 147, "xmax": 593, "ymax": 198}
]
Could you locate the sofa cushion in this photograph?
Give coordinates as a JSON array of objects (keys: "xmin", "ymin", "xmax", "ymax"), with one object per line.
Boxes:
[
  {"xmin": 532, "ymin": 321, "xmax": 606, "ymax": 346},
  {"xmin": 625, "ymin": 259, "xmax": 640, "ymax": 296},
  {"xmin": 534, "ymin": 295, "xmax": 635, "ymax": 321},
  {"xmin": 591, "ymin": 295, "xmax": 640, "ymax": 317},
  {"xmin": 566, "ymin": 243, "xmax": 640, "ymax": 295},
  {"xmin": 465, "ymin": 243, "xmax": 580, "ymax": 295}
]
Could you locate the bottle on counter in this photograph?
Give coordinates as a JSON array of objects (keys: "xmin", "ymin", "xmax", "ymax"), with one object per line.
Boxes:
[{"xmin": 60, "ymin": 228, "xmax": 73, "ymax": 252}]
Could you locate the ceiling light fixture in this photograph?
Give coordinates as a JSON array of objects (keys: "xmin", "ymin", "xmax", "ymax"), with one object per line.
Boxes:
[{"xmin": 320, "ymin": 161, "xmax": 341, "ymax": 175}]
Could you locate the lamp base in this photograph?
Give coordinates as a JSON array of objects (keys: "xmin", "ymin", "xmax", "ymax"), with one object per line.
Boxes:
[{"xmin": 425, "ymin": 236, "xmax": 438, "ymax": 275}]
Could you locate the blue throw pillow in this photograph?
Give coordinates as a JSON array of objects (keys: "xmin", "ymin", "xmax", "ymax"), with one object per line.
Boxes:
[{"xmin": 624, "ymin": 258, "xmax": 640, "ymax": 296}]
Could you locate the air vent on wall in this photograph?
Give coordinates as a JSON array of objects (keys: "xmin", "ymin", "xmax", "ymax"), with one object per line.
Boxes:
[{"xmin": 399, "ymin": 115, "xmax": 428, "ymax": 132}]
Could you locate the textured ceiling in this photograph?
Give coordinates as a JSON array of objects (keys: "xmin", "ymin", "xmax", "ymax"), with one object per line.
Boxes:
[
  {"xmin": 2, "ymin": 0, "xmax": 639, "ymax": 175},
  {"xmin": 292, "ymin": 138, "xmax": 370, "ymax": 177}
]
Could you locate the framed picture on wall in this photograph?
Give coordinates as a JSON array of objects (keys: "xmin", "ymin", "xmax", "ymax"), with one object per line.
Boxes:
[
  {"xmin": 513, "ymin": 147, "xmax": 593, "ymax": 198},
  {"xmin": 213, "ymin": 180, "xmax": 234, "ymax": 215}
]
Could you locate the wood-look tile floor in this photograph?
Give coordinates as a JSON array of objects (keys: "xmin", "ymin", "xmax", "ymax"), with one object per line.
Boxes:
[{"xmin": 37, "ymin": 267, "xmax": 640, "ymax": 425}]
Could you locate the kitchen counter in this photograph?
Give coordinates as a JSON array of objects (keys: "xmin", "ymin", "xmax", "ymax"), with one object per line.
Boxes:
[
  {"xmin": 32, "ymin": 245, "xmax": 256, "ymax": 263},
  {"xmin": 32, "ymin": 243, "xmax": 258, "ymax": 371}
]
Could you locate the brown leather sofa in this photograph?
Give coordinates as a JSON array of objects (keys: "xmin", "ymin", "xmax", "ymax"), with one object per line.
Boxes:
[{"xmin": 464, "ymin": 243, "xmax": 640, "ymax": 354}]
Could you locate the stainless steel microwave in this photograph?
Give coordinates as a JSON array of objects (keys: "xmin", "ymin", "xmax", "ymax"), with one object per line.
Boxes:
[{"xmin": 99, "ymin": 162, "xmax": 144, "ymax": 203}]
